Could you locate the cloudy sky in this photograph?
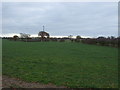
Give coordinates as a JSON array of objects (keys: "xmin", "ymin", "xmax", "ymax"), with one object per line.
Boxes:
[{"xmin": 2, "ymin": 2, "xmax": 118, "ymax": 37}]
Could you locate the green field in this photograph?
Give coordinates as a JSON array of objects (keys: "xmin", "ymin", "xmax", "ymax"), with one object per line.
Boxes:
[{"xmin": 2, "ymin": 40, "xmax": 118, "ymax": 88}]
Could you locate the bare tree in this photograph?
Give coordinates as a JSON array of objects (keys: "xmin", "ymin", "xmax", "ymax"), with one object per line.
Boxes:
[
  {"xmin": 68, "ymin": 35, "xmax": 73, "ymax": 39},
  {"xmin": 38, "ymin": 31, "xmax": 50, "ymax": 41},
  {"xmin": 20, "ymin": 33, "xmax": 30, "ymax": 42},
  {"xmin": 13, "ymin": 35, "xmax": 19, "ymax": 41}
]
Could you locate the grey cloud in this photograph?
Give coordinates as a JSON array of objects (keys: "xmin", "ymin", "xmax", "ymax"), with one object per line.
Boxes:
[{"xmin": 2, "ymin": 2, "xmax": 118, "ymax": 37}]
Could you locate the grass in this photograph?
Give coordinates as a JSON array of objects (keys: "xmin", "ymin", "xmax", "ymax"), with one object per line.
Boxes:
[{"xmin": 2, "ymin": 40, "xmax": 118, "ymax": 88}]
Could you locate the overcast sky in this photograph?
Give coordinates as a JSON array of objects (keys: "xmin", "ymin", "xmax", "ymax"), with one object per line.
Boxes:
[{"xmin": 2, "ymin": 2, "xmax": 118, "ymax": 37}]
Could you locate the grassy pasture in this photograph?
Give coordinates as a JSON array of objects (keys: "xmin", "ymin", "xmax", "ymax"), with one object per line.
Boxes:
[{"xmin": 2, "ymin": 40, "xmax": 118, "ymax": 88}]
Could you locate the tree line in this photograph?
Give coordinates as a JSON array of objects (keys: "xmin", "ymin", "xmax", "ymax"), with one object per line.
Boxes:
[
  {"xmin": 2, "ymin": 35, "xmax": 119, "ymax": 48},
  {"xmin": 78, "ymin": 36, "xmax": 119, "ymax": 48}
]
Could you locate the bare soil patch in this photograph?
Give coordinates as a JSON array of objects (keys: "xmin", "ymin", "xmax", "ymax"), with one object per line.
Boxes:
[{"xmin": 2, "ymin": 75, "xmax": 66, "ymax": 88}]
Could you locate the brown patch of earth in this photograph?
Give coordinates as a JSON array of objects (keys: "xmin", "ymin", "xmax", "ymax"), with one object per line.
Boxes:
[{"xmin": 2, "ymin": 75, "xmax": 67, "ymax": 88}]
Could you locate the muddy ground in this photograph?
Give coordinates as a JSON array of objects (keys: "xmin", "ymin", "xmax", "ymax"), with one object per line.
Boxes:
[{"xmin": 2, "ymin": 75, "xmax": 66, "ymax": 88}]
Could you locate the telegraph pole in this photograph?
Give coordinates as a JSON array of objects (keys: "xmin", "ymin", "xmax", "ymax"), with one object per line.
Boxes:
[{"xmin": 43, "ymin": 25, "xmax": 45, "ymax": 31}]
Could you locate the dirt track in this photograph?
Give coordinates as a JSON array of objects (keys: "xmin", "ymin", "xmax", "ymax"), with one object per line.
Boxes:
[{"xmin": 2, "ymin": 75, "xmax": 66, "ymax": 88}]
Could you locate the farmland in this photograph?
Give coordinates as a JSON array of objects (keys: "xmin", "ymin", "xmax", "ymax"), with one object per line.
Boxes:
[{"xmin": 2, "ymin": 40, "xmax": 118, "ymax": 88}]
